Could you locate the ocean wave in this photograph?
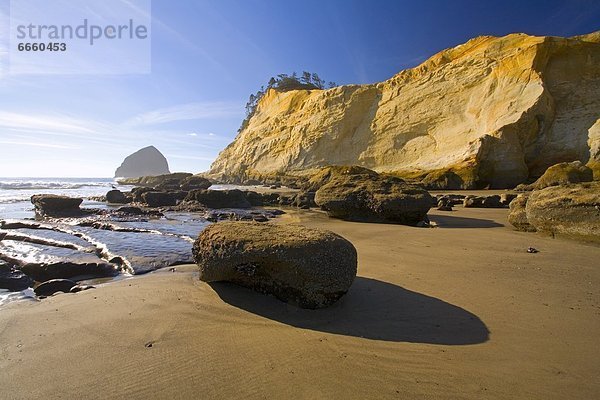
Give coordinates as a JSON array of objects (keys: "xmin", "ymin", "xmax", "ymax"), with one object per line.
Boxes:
[{"xmin": 0, "ymin": 181, "xmax": 111, "ymax": 190}]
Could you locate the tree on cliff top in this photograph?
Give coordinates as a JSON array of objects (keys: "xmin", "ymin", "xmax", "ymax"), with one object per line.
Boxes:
[{"xmin": 239, "ymin": 71, "xmax": 337, "ymax": 132}]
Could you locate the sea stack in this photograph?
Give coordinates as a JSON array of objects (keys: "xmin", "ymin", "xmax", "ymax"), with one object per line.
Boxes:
[{"xmin": 114, "ymin": 146, "xmax": 171, "ymax": 178}]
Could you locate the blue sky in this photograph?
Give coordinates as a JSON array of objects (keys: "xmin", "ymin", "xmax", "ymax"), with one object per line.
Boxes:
[{"xmin": 0, "ymin": 0, "xmax": 599, "ymax": 177}]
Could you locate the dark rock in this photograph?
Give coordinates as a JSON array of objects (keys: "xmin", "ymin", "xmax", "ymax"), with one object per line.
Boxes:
[
  {"xmin": 420, "ymin": 170, "xmax": 468, "ymax": 190},
  {"xmin": 244, "ymin": 191, "xmax": 264, "ymax": 206},
  {"xmin": 141, "ymin": 191, "xmax": 177, "ymax": 207},
  {"xmin": 179, "ymin": 175, "xmax": 212, "ymax": 191},
  {"xmin": 19, "ymin": 260, "xmax": 118, "ymax": 282},
  {"xmin": 117, "ymin": 205, "xmax": 145, "ymax": 215},
  {"xmin": 508, "ymin": 194, "xmax": 536, "ymax": 232},
  {"xmin": 314, "ymin": 174, "xmax": 432, "ymax": 225},
  {"xmin": 114, "ymin": 145, "xmax": 170, "ymax": 178},
  {"xmin": 131, "ymin": 187, "xmax": 156, "ymax": 202},
  {"xmin": 500, "ymin": 193, "xmax": 518, "ymax": 205},
  {"xmin": 34, "ymin": 279, "xmax": 77, "ymax": 296},
  {"xmin": 435, "ymin": 194, "xmax": 466, "ymax": 206},
  {"xmin": 463, "ymin": 195, "xmax": 504, "ymax": 208},
  {"xmin": 278, "ymin": 195, "xmax": 293, "ymax": 206},
  {"xmin": 185, "ymin": 189, "xmax": 251, "ymax": 209},
  {"xmin": 193, "ymin": 222, "xmax": 357, "ymax": 309},
  {"xmin": 69, "ymin": 285, "xmax": 95, "ymax": 293},
  {"xmin": 436, "ymin": 198, "xmax": 453, "ymax": 211},
  {"xmin": 260, "ymin": 192, "xmax": 281, "ymax": 205},
  {"xmin": 155, "ymin": 179, "xmax": 183, "ymax": 191},
  {"xmin": 106, "ymin": 190, "xmax": 128, "ymax": 204},
  {"xmin": 291, "ymin": 192, "xmax": 316, "ymax": 208},
  {"xmin": 0, "ymin": 261, "xmax": 33, "ymax": 291},
  {"xmin": 31, "ymin": 194, "xmax": 83, "ymax": 216},
  {"xmin": 118, "ymin": 172, "xmax": 192, "ymax": 187}
]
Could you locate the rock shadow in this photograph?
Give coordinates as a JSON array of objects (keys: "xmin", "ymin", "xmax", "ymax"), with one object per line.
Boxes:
[
  {"xmin": 209, "ymin": 277, "xmax": 489, "ymax": 345},
  {"xmin": 429, "ymin": 214, "xmax": 504, "ymax": 228}
]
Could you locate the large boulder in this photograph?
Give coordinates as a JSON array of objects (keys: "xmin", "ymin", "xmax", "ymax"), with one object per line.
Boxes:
[
  {"xmin": 508, "ymin": 194, "xmax": 536, "ymax": 232},
  {"xmin": 193, "ymin": 222, "xmax": 357, "ymax": 309},
  {"xmin": 526, "ymin": 182, "xmax": 600, "ymax": 242},
  {"xmin": 31, "ymin": 194, "xmax": 83, "ymax": 216},
  {"xmin": 106, "ymin": 190, "xmax": 128, "ymax": 204},
  {"xmin": 114, "ymin": 146, "xmax": 170, "ymax": 178},
  {"xmin": 314, "ymin": 174, "xmax": 432, "ymax": 225},
  {"xmin": 532, "ymin": 161, "xmax": 593, "ymax": 189},
  {"xmin": 0, "ymin": 261, "xmax": 33, "ymax": 291},
  {"xmin": 185, "ymin": 189, "xmax": 251, "ymax": 209}
]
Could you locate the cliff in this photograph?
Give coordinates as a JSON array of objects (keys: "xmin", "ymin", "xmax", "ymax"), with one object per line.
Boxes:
[
  {"xmin": 209, "ymin": 32, "xmax": 600, "ymax": 188},
  {"xmin": 115, "ymin": 146, "xmax": 171, "ymax": 179}
]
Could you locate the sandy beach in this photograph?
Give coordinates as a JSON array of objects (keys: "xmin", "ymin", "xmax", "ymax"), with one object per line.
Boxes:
[{"xmin": 1, "ymin": 206, "xmax": 599, "ymax": 400}]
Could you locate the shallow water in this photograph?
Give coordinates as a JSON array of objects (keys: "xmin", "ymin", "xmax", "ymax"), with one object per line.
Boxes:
[{"xmin": 0, "ymin": 178, "xmax": 283, "ymax": 305}]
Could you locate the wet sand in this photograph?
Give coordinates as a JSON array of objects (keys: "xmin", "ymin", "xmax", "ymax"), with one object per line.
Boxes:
[{"xmin": 1, "ymin": 206, "xmax": 599, "ymax": 399}]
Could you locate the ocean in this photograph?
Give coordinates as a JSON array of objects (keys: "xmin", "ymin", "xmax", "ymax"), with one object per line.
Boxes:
[
  {"xmin": 0, "ymin": 177, "xmax": 131, "ymax": 219},
  {"xmin": 0, "ymin": 178, "xmax": 280, "ymax": 306},
  {"xmin": 0, "ymin": 177, "xmax": 207, "ymax": 305}
]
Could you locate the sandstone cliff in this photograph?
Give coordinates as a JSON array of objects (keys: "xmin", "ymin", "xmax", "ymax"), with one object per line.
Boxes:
[{"xmin": 210, "ymin": 32, "xmax": 600, "ymax": 188}]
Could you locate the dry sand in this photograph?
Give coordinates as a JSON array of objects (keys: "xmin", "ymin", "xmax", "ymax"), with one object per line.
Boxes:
[{"xmin": 1, "ymin": 206, "xmax": 599, "ymax": 399}]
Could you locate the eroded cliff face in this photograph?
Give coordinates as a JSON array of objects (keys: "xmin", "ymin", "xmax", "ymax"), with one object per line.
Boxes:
[{"xmin": 210, "ymin": 32, "xmax": 600, "ymax": 188}]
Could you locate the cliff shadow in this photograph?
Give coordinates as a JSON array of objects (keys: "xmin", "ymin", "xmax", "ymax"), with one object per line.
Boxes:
[
  {"xmin": 429, "ymin": 214, "xmax": 504, "ymax": 229},
  {"xmin": 209, "ymin": 277, "xmax": 489, "ymax": 345}
]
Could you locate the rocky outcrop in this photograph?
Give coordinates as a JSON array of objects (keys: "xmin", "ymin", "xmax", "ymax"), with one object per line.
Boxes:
[
  {"xmin": 0, "ymin": 260, "xmax": 33, "ymax": 291},
  {"xmin": 303, "ymin": 166, "xmax": 378, "ymax": 191},
  {"xmin": 31, "ymin": 195, "xmax": 83, "ymax": 217},
  {"xmin": 209, "ymin": 32, "xmax": 600, "ymax": 189},
  {"xmin": 106, "ymin": 190, "xmax": 128, "ymax": 204},
  {"xmin": 115, "ymin": 146, "xmax": 170, "ymax": 178},
  {"xmin": 463, "ymin": 195, "xmax": 504, "ymax": 208},
  {"xmin": 530, "ymin": 161, "xmax": 593, "ymax": 189},
  {"xmin": 193, "ymin": 222, "xmax": 357, "ymax": 308},
  {"xmin": 525, "ymin": 182, "xmax": 600, "ymax": 242},
  {"xmin": 314, "ymin": 174, "xmax": 432, "ymax": 224},
  {"xmin": 508, "ymin": 194, "xmax": 536, "ymax": 232},
  {"xmin": 185, "ymin": 189, "xmax": 251, "ymax": 209},
  {"xmin": 179, "ymin": 176, "xmax": 212, "ymax": 191},
  {"xmin": 141, "ymin": 191, "xmax": 178, "ymax": 207},
  {"xmin": 118, "ymin": 172, "xmax": 192, "ymax": 187}
]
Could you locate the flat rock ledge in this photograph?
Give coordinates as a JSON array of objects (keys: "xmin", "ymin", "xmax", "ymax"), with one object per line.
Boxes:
[
  {"xmin": 193, "ymin": 222, "xmax": 357, "ymax": 309},
  {"xmin": 31, "ymin": 194, "xmax": 83, "ymax": 217}
]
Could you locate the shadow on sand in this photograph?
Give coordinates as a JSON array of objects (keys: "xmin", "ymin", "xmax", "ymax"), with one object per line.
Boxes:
[
  {"xmin": 210, "ymin": 277, "xmax": 489, "ymax": 345},
  {"xmin": 429, "ymin": 214, "xmax": 504, "ymax": 229}
]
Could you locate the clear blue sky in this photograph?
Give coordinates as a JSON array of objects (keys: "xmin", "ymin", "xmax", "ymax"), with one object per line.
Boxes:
[{"xmin": 0, "ymin": 0, "xmax": 599, "ymax": 177}]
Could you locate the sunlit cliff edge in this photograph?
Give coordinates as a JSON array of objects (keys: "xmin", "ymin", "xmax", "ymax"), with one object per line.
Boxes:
[{"xmin": 209, "ymin": 31, "xmax": 600, "ymax": 189}]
